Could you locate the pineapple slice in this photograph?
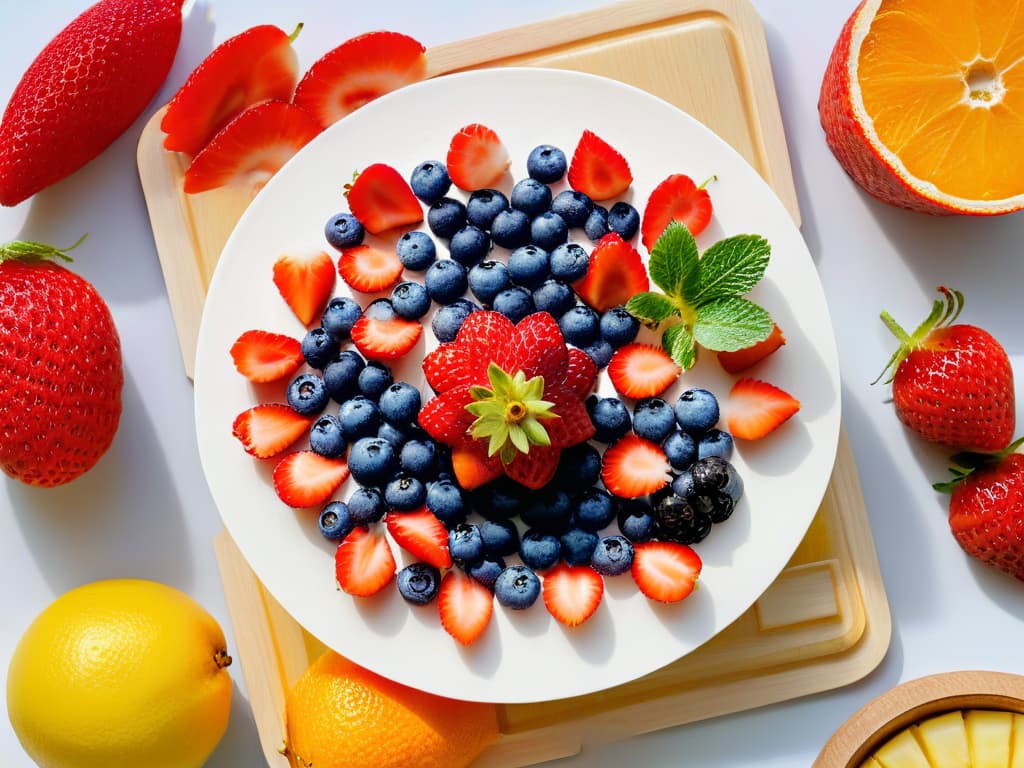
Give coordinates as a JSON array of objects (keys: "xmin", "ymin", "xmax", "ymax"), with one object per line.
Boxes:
[
  {"xmin": 874, "ymin": 728, "xmax": 932, "ymax": 768},
  {"xmin": 965, "ymin": 710, "xmax": 1013, "ymax": 768},
  {"xmin": 913, "ymin": 710, "xmax": 970, "ymax": 767}
]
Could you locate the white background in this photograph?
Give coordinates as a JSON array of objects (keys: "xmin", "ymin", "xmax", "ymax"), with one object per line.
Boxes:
[{"xmin": 2, "ymin": 1, "xmax": 1023, "ymax": 766}]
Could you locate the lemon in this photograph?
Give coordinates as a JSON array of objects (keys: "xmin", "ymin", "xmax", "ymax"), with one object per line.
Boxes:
[{"xmin": 7, "ymin": 579, "xmax": 232, "ymax": 768}]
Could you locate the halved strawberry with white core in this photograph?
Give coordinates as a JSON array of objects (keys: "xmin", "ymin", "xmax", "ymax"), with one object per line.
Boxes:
[
  {"xmin": 272, "ymin": 451, "xmax": 350, "ymax": 508},
  {"xmin": 346, "ymin": 163, "xmax": 424, "ymax": 235},
  {"xmin": 446, "ymin": 123, "xmax": 510, "ymax": 191},
  {"xmin": 567, "ymin": 129, "xmax": 632, "ymax": 201},
  {"xmin": 542, "ymin": 562, "xmax": 604, "ymax": 628},
  {"xmin": 337, "ymin": 244, "xmax": 404, "ymax": 293},
  {"xmin": 293, "ymin": 31, "xmax": 426, "ymax": 129},
  {"xmin": 229, "ymin": 329, "xmax": 304, "ymax": 382},
  {"xmin": 640, "ymin": 173, "xmax": 713, "ymax": 251},
  {"xmin": 183, "ymin": 100, "xmax": 321, "ymax": 195},
  {"xmin": 632, "ymin": 541, "xmax": 702, "ymax": 603},
  {"xmin": 335, "ymin": 526, "xmax": 396, "ymax": 597},
  {"xmin": 573, "ymin": 233, "xmax": 649, "ymax": 313},
  {"xmin": 726, "ymin": 377, "xmax": 800, "ymax": 440},
  {"xmin": 351, "ymin": 299, "xmax": 422, "ymax": 360},
  {"xmin": 439, "ymin": 569, "xmax": 494, "ymax": 645},
  {"xmin": 386, "ymin": 508, "xmax": 452, "ymax": 569},
  {"xmin": 717, "ymin": 323, "xmax": 786, "ymax": 374},
  {"xmin": 607, "ymin": 343, "xmax": 681, "ymax": 399},
  {"xmin": 272, "ymin": 250, "xmax": 336, "ymax": 327},
  {"xmin": 601, "ymin": 434, "xmax": 671, "ymax": 499},
  {"xmin": 232, "ymin": 404, "xmax": 311, "ymax": 459},
  {"xmin": 162, "ymin": 24, "xmax": 301, "ymax": 157}
]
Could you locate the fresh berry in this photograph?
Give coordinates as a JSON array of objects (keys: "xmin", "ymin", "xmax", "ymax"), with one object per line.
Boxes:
[
  {"xmin": 384, "ymin": 474, "xmax": 427, "ymax": 510},
  {"xmin": 438, "ymin": 569, "xmax": 493, "ymax": 645},
  {"xmin": 508, "ymin": 245, "xmax": 551, "ymax": 290},
  {"xmin": 321, "ymin": 297, "xmax": 362, "ymax": 338},
  {"xmin": 591, "ymin": 535, "xmax": 634, "ymax": 577},
  {"xmin": 391, "ymin": 281, "xmax": 431, "ymax": 321},
  {"xmin": 468, "ymin": 260, "xmax": 512, "ymax": 305},
  {"xmin": 318, "ymin": 501, "xmax": 354, "ymax": 541},
  {"xmin": 351, "ymin": 299, "xmax": 422, "ymax": 360},
  {"xmin": 575, "ymin": 488, "xmax": 617, "ymax": 532},
  {"xmin": 272, "ymin": 250, "xmax": 336, "ymax": 327},
  {"xmin": 446, "ymin": 123, "xmax": 510, "ymax": 191},
  {"xmin": 567, "ymin": 129, "xmax": 632, "ymax": 200},
  {"xmin": 527, "ymin": 144, "xmax": 567, "ymax": 183},
  {"xmin": 726, "ymin": 378, "xmax": 800, "ymax": 440},
  {"xmin": 491, "ymin": 286, "xmax": 535, "ymax": 324},
  {"xmin": 632, "ymin": 541, "xmax": 702, "ymax": 602},
  {"xmin": 334, "ymin": 526, "xmax": 396, "ymax": 597},
  {"xmin": 520, "ymin": 530, "xmax": 561, "ymax": 571},
  {"xmin": 348, "ymin": 485, "xmax": 387, "ymax": 525},
  {"xmin": 400, "ymin": 439, "xmax": 438, "ymax": 480},
  {"xmin": 549, "ymin": 242, "xmax": 590, "ymax": 283},
  {"xmin": 589, "ymin": 396, "xmax": 633, "ymax": 443},
  {"xmin": 530, "ymin": 212, "xmax": 569, "ymax": 252},
  {"xmin": 357, "ymin": 361, "xmax": 393, "ymax": 399},
  {"xmin": 490, "ymin": 208, "xmax": 531, "ymax": 249},
  {"xmin": 608, "ymin": 343, "xmax": 681, "ymax": 399},
  {"xmin": 287, "ymin": 373, "xmax": 330, "ymax": 415},
  {"xmin": 338, "ymin": 397, "xmax": 382, "ymax": 441},
  {"xmin": 309, "ymin": 414, "xmax": 347, "ymax": 458},
  {"xmin": 654, "ymin": 494, "xmax": 711, "ymax": 545},
  {"xmin": 521, "ymin": 490, "xmax": 574, "ymax": 532},
  {"xmin": 324, "ymin": 211, "xmax": 365, "ymax": 250},
  {"xmin": 560, "ymin": 347, "xmax": 599, "ymax": 400},
  {"xmin": 581, "ymin": 338, "xmax": 614, "ymax": 369},
  {"xmin": 632, "ymin": 398, "xmax": 676, "ymax": 443},
  {"xmin": 323, "ymin": 350, "xmax": 365, "ymax": 401},
  {"xmin": 717, "ymin": 323, "xmax": 786, "ymax": 373},
  {"xmin": 378, "ymin": 382, "xmax": 422, "ymax": 425},
  {"xmin": 601, "ymin": 434, "xmax": 671, "ymax": 499},
  {"xmin": 300, "ymin": 328, "xmax": 339, "ymax": 370},
  {"xmin": 663, "ymin": 430, "xmax": 697, "ymax": 470},
  {"xmin": 387, "ymin": 508, "xmax": 452, "ymax": 569},
  {"xmin": 347, "ymin": 163, "xmax": 424, "ymax": 235},
  {"xmin": 273, "ymin": 450, "xmax": 350, "ymax": 508},
  {"xmin": 617, "ymin": 499, "xmax": 656, "ymax": 542},
  {"xmin": 641, "ymin": 173, "xmax": 713, "ymax": 251},
  {"xmin": 432, "ymin": 299, "xmax": 479, "ymax": 343},
  {"xmin": 698, "ymin": 428, "xmax": 734, "ymax": 460},
  {"xmin": 427, "ymin": 197, "xmax": 468, "ymax": 239},
  {"xmin": 347, "ymin": 436, "xmax": 398, "ymax": 487},
  {"xmin": 558, "ymin": 305, "xmax": 600, "ymax": 347},
  {"xmin": 230, "ymin": 329, "xmax": 303, "ymax": 383},
  {"xmin": 468, "ymin": 557, "xmax": 505, "ymax": 591},
  {"xmin": 674, "ymin": 388, "xmax": 720, "ymax": 435},
  {"xmin": 425, "ymin": 477, "xmax": 467, "ymax": 526},
  {"xmin": 409, "ymin": 160, "xmax": 451, "ymax": 204},
  {"xmin": 449, "ymin": 523, "xmax": 485, "ymax": 564},
  {"xmin": 337, "ymin": 244, "xmax": 404, "ymax": 294},
  {"xmin": 449, "ymin": 226, "xmax": 491, "ymax": 267},
  {"xmin": 480, "ymin": 519, "xmax": 520, "ymax": 558},
  {"xmin": 396, "ymin": 562, "xmax": 442, "ymax": 606},
  {"xmin": 543, "ymin": 562, "xmax": 604, "ymax": 627},
  {"xmin": 532, "ymin": 279, "xmax": 575, "ymax": 317},
  {"xmin": 560, "ymin": 528, "xmax": 599, "ymax": 566},
  {"xmin": 691, "ymin": 455, "xmax": 738, "ymax": 496},
  {"xmin": 395, "ymin": 230, "xmax": 436, "ymax": 271},
  {"xmin": 424, "ymin": 259, "xmax": 469, "ymax": 304},
  {"xmin": 232, "ymin": 404, "xmax": 311, "ymax": 459},
  {"xmin": 574, "ymin": 233, "xmax": 649, "ymax": 313},
  {"xmin": 475, "ymin": 476, "xmax": 526, "ymax": 521},
  {"xmin": 583, "ymin": 204, "xmax": 609, "ymax": 241},
  {"xmin": 510, "ymin": 178, "xmax": 553, "ymax": 217},
  {"xmin": 553, "ymin": 443, "xmax": 602, "ymax": 489},
  {"xmin": 466, "ymin": 189, "xmax": 510, "ymax": 230},
  {"xmin": 377, "ymin": 421, "xmax": 412, "ymax": 449},
  {"xmin": 550, "ymin": 190, "xmax": 593, "ymax": 227},
  {"xmin": 606, "ymin": 202, "xmax": 640, "ymax": 241},
  {"xmin": 599, "ymin": 307, "xmax": 640, "ymax": 348},
  {"xmin": 494, "ymin": 566, "xmax": 541, "ymax": 609}
]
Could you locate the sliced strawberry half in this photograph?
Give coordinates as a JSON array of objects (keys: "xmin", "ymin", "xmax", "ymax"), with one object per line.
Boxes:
[
  {"xmin": 183, "ymin": 100, "xmax": 322, "ymax": 195},
  {"xmin": 335, "ymin": 526, "xmax": 396, "ymax": 597},
  {"xmin": 632, "ymin": 541, "xmax": 702, "ymax": 603},
  {"xmin": 273, "ymin": 451, "xmax": 350, "ymax": 508},
  {"xmin": 600, "ymin": 434, "xmax": 671, "ymax": 499},
  {"xmin": 439, "ymin": 569, "xmax": 494, "ymax": 645},
  {"xmin": 542, "ymin": 562, "xmax": 604, "ymax": 628},
  {"xmin": 229, "ymin": 329, "xmax": 304, "ymax": 382},
  {"xmin": 293, "ymin": 31, "xmax": 426, "ymax": 128},
  {"xmin": 272, "ymin": 250, "xmax": 336, "ymax": 327},
  {"xmin": 607, "ymin": 343, "xmax": 681, "ymax": 399},
  {"xmin": 641, "ymin": 173, "xmax": 713, "ymax": 251},
  {"xmin": 446, "ymin": 123, "xmax": 511, "ymax": 191},
  {"xmin": 717, "ymin": 323, "xmax": 786, "ymax": 374},
  {"xmin": 351, "ymin": 298, "xmax": 422, "ymax": 360},
  {"xmin": 346, "ymin": 163, "xmax": 424, "ymax": 235},
  {"xmin": 386, "ymin": 508, "xmax": 452, "ymax": 569},
  {"xmin": 162, "ymin": 24, "xmax": 301, "ymax": 157},
  {"xmin": 337, "ymin": 244, "xmax": 404, "ymax": 293},
  {"xmin": 573, "ymin": 233, "xmax": 649, "ymax": 313},
  {"xmin": 567, "ymin": 129, "xmax": 632, "ymax": 201},
  {"xmin": 232, "ymin": 404, "xmax": 312, "ymax": 459},
  {"xmin": 726, "ymin": 377, "xmax": 800, "ymax": 440}
]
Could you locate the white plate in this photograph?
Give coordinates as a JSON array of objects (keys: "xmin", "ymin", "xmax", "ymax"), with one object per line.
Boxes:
[{"xmin": 194, "ymin": 68, "xmax": 841, "ymax": 704}]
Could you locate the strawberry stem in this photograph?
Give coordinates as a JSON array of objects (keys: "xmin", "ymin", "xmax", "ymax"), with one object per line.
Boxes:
[
  {"xmin": 698, "ymin": 175, "xmax": 718, "ymax": 190},
  {"xmin": 873, "ymin": 287, "xmax": 965, "ymax": 385},
  {"xmin": 0, "ymin": 234, "xmax": 86, "ymax": 265},
  {"xmin": 933, "ymin": 435, "xmax": 1024, "ymax": 493},
  {"xmin": 288, "ymin": 22, "xmax": 304, "ymax": 44}
]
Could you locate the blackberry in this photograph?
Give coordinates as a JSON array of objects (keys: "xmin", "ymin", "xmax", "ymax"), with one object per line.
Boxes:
[
  {"xmin": 654, "ymin": 494, "xmax": 712, "ymax": 545},
  {"xmin": 691, "ymin": 455, "xmax": 732, "ymax": 493}
]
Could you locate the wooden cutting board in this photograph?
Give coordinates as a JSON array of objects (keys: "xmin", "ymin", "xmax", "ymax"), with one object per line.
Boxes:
[{"xmin": 137, "ymin": 0, "xmax": 891, "ymax": 764}]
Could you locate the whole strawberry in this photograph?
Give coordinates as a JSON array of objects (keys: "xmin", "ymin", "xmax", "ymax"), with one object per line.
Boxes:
[
  {"xmin": 876, "ymin": 287, "xmax": 1014, "ymax": 452},
  {"xmin": 0, "ymin": 0, "xmax": 183, "ymax": 206},
  {"xmin": 0, "ymin": 239, "xmax": 123, "ymax": 486}
]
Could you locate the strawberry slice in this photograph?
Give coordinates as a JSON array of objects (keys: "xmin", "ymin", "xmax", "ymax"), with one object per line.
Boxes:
[
  {"xmin": 567, "ymin": 129, "xmax": 632, "ymax": 201},
  {"xmin": 504, "ymin": 443, "xmax": 561, "ymax": 491},
  {"xmin": 346, "ymin": 163, "xmax": 424, "ymax": 235},
  {"xmin": 438, "ymin": 569, "xmax": 494, "ymax": 645},
  {"xmin": 607, "ymin": 343, "xmax": 681, "ymax": 399},
  {"xmin": 335, "ymin": 526, "xmax": 396, "ymax": 597},
  {"xmin": 232, "ymin": 404, "xmax": 312, "ymax": 459},
  {"xmin": 293, "ymin": 31, "xmax": 426, "ymax": 128},
  {"xmin": 272, "ymin": 451, "xmax": 350, "ymax": 508},
  {"xmin": 418, "ymin": 385, "xmax": 477, "ymax": 444},
  {"xmin": 450, "ymin": 442, "xmax": 504, "ymax": 491},
  {"xmin": 386, "ymin": 508, "xmax": 452, "ymax": 569},
  {"xmin": 641, "ymin": 173, "xmax": 713, "ymax": 251},
  {"xmin": 559, "ymin": 346, "xmax": 599, "ymax": 400},
  {"xmin": 272, "ymin": 250, "xmax": 336, "ymax": 327},
  {"xmin": 573, "ymin": 233, "xmax": 649, "ymax": 313},
  {"xmin": 726, "ymin": 378, "xmax": 800, "ymax": 440},
  {"xmin": 336, "ymin": 244, "xmax": 404, "ymax": 293},
  {"xmin": 183, "ymin": 100, "xmax": 321, "ymax": 194},
  {"xmin": 162, "ymin": 24, "xmax": 301, "ymax": 157},
  {"xmin": 446, "ymin": 123, "xmax": 511, "ymax": 191},
  {"xmin": 632, "ymin": 541, "xmax": 702, "ymax": 603},
  {"xmin": 542, "ymin": 562, "xmax": 604, "ymax": 628},
  {"xmin": 717, "ymin": 323, "xmax": 786, "ymax": 374},
  {"xmin": 350, "ymin": 298, "xmax": 422, "ymax": 360},
  {"xmin": 600, "ymin": 434, "xmax": 671, "ymax": 499},
  {"xmin": 229, "ymin": 329, "xmax": 304, "ymax": 382}
]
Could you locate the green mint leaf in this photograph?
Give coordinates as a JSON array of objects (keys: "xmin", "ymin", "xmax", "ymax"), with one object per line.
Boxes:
[
  {"xmin": 691, "ymin": 234, "xmax": 770, "ymax": 305},
  {"xmin": 662, "ymin": 323, "xmax": 697, "ymax": 370},
  {"xmin": 625, "ymin": 292, "xmax": 678, "ymax": 324},
  {"xmin": 649, "ymin": 221, "xmax": 699, "ymax": 298},
  {"xmin": 692, "ymin": 297, "xmax": 773, "ymax": 352}
]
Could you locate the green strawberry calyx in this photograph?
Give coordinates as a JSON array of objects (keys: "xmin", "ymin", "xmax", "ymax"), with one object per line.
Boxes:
[
  {"xmin": 933, "ymin": 435, "xmax": 1024, "ymax": 493},
  {"xmin": 465, "ymin": 362, "xmax": 559, "ymax": 464},
  {"xmin": 873, "ymin": 286, "xmax": 964, "ymax": 386},
  {"xmin": 0, "ymin": 234, "xmax": 86, "ymax": 265}
]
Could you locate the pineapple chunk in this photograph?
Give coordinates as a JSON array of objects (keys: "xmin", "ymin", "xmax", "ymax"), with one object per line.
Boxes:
[
  {"xmin": 875, "ymin": 728, "xmax": 932, "ymax": 768},
  {"xmin": 1010, "ymin": 713, "xmax": 1024, "ymax": 768},
  {"xmin": 965, "ymin": 710, "xmax": 1013, "ymax": 768},
  {"xmin": 914, "ymin": 711, "xmax": 970, "ymax": 767}
]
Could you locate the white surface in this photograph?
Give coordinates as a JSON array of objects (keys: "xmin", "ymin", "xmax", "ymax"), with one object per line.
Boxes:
[{"xmin": 1, "ymin": 0, "xmax": 1022, "ymax": 765}]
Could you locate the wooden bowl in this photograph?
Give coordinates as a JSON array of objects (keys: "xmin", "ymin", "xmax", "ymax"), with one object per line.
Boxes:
[{"xmin": 814, "ymin": 670, "xmax": 1024, "ymax": 767}]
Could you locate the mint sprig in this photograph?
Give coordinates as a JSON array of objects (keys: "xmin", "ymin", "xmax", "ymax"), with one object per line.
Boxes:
[{"xmin": 625, "ymin": 222, "xmax": 773, "ymax": 369}]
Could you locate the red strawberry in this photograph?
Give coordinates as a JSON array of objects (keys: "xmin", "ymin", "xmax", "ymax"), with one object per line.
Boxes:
[
  {"xmin": 726, "ymin": 378, "xmax": 800, "ymax": 440},
  {"xmin": 229, "ymin": 329, "xmax": 304, "ymax": 382},
  {"xmin": 162, "ymin": 24, "xmax": 301, "ymax": 157},
  {"xmin": 567, "ymin": 129, "xmax": 632, "ymax": 201},
  {"xmin": 640, "ymin": 173, "xmax": 714, "ymax": 251},
  {"xmin": 542, "ymin": 563, "xmax": 604, "ymax": 628},
  {"xmin": 335, "ymin": 526, "xmax": 396, "ymax": 597},
  {"xmin": 351, "ymin": 298, "xmax": 422, "ymax": 360},
  {"xmin": 272, "ymin": 250, "xmax": 336, "ymax": 327},
  {"xmin": 418, "ymin": 384, "xmax": 476, "ymax": 445},
  {"xmin": 573, "ymin": 233, "xmax": 649, "ymax": 312},
  {"xmin": 293, "ymin": 31, "xmax": 426, "ymax": 129},
  {"xmin": 346, "ymin": 163, "xmax": 424, "ymax": 235},
  {"xmin": 272, "ymin": 451, "xmax": 350, "ymax": 508},
  {"xmin": 600, "ymin": 434, "xmax": 671, "ymax": 499},
  {"xmin": 504, "ymin": 444, "xmax": 561, "ymax": 491},
  {"xmin": 877, "ymin": 287, "xmax": 1014, "ymax": 452},
  {"xmin": 446, "ymin": 124, "xmax": 510, "ymax": 191},
  {"xmin": 559, "ymin": 346, "xmax": 599, "ymax": 400},
  {"xmin": 438, "ymin": 569, "xmax": 494, "ymax": 645},
  {"xmin": 507, "ymin": 310, "xmax": 567, "ymax": 382},
  {"xmin": 0, "ymin": 0, "xmax": 182, "ymax": 206},
  {"xmin": 717, "ymin": 323, "xmax": 786, "ymax": 374},
  {"xmin": 0, "ymin": 240, "xmax": 122, "ymax": 486},
  {"xmin": 450, "ymin": 443, "xmax": 504, "ymax": 491},
  {"xmin": 183, "ymin": 100, "xmax": 322, "ymax": 195},
  {"xmin": 607, "ymin": 343, "xmax": 681, "ymax": 399},
  {"xmin": 232, "ymin": 404, "xmax": 311, "ymax": 459},
  {"xmin": 632, "ymin": 541, "xmax": 702, "ymax": 603},
  {"xmin": 336, "ymin": 244, "xmax": 404, "ymax": 293},
  {"xmin": 386, "ymin": 508, "xmax": 452, "ymax": 569}
]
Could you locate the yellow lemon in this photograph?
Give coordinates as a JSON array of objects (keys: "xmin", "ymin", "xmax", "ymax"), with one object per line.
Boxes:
[{"xmin": 7, "ymin": 579, "xmax": 232, "ymax": 768}]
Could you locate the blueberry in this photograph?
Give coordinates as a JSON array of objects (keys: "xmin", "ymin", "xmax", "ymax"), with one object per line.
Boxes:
[
  {"xmin": 521, "ymin": 489, "xmax": 573, "ymax": 532},
  {"xmin": 410, "ymin": 160, "xmax": 451, "ymax": 204},
  {"xmin": 576, "ymin": 488, "xmax": 617, "ymax": 532},
  {"xmin": 396, "ymin": 231, "xmax": 436, "ymax": 271},
  {"xmin": 553, "ymin": 443, "xmax": 602, "ymax": 489},
  {"xmin": 549, "ymin": 242, "xmax": 590, "ymax": 283},
  {"xmin": 494, "ymin": 565, "xmax": 541, "ymax": 609},
  {"xmin": 507, "ymin": 245, "xmax": 550, "ymax": 290},
  {"xmin": 384, "ymin": 473, "xmax": 427, "ymax": 510},
  {"xmin": 425, "ymin": 477, "xmax": 466, "ymax": 526},
  {"xmin": 532, "ymin": 279, "xmax": 575, "ymax": 316},
  {"xmin": 338, "ymin": 396, "xmax": 382, "ymax": 441},
  {"xmin": 490, "ymin": 208, "xmax": 531, "ymax": 249},
  {"xmin": 560, "ymin": 528, "xmax": 599, "ymax": 566},
  {"xmin": 510, "ymin": 178, "xmax": 552, "ymax": 217},
  {"xmin": 599, "ymin": 306, "xmax": 639, "ymax": 348},
  {"xmin": 691, "ymin": 456, "xmax": 738, "ymax": 495},
  {"xmin": 324, "ymin": 211, "xmax": 365, "ymax": 250},
  {"xmin": 468, "ymin": 557, "xmax": 505, "ymax": 591},
  {"xmin": 397, "ymin": 562, "xmax": 441, "ymax": 605},
  {"xmin": 664, "ymin": 430, "xmax": 698, "ymax": 471},
  {"xmin": 378, "ymin": 382, "xmax": 421, "ymax": 426},
  {"xmin": 591, "ymin": 535, "xmax": 634, "ymax": 576},
  {"xmin": 466, "ymin": 188, "xmax": 509, "ymax": 230},
  {"xmin": 449, "ymin": 225, "xmax": 491, "ymax": 267},
  {"xmin": 400, "ymin": 439, "xmax": 438, "ymax": 480},
  {"xmin": 698, "ymin": 429, "xmax": 734, "ymax": 461},
  {"xmin": 675, "ymin": 388, "xmax": 720, "ymax": 435},
  {"xmin": 424, "ymin": 259, "xmax": 468, "ymax": 304},
  {"xmin": 348, "ymin": 486, "xmax": 387, "ymax": 524},
  {"xmin": 348, "ymin": 437, "xmax": 398, "ymax": 487},
  {"xmin": 322, "ymin": 296, "xmax": 362, "ymax": 339},
  {"xmin": 655, "ymin": 494, "xmax": 711, "ymax": 545},
  {"xmin": 492, "ymin": 286, "xmax": 535, "ymax": 323},
  {"xmin": 432, "ymin": 298, "xmax": 478, "ymax": 343},
  {"xmin": 558, "ymin": 305, "xmax": 599, "ymax": 346},
  {"xmin": 318, "ymin": 502, "xmax": 354, "ymax": 541},
  {"xmin": 583, "ymin": 204, "xmax": 609, "ymax": 241},
  {"xmin": 287, "ymin": 373, "xmax": 329, "ymax": 416},
  {"xmin": 384, "ymin": 282, "xmax": 427, "ymax": 322},
  {"xmin": 607, "ymin": 201, "xmax": 640, "ymax": 241},
  {"xmin": 427, "ymin": 197, "xmax": 467, "ymax": 239},
  {"xmin": 449, "ymin": 523, "xmax": 485, "ymax": 564},
  {"xmin": 468, "ymin": 260, "xmax": 512, "ymax": 305},
  {"xmin": 633, "ymin": 398, "xmax": 676, "ymax": 443},
  {"xmin": 582, "ymin": 338, "xmax": 614, "ymax": 369},
  {"xmin": 617, "ymin": 499, "xmax": 656, "ymax": 542},
  {"xmin": 480, "ymin": 519, "xmax": 520, "ymax": 558},
  {"xmin": 551, "ymin": 190, "xmax": 593, "ymax": 227},
  {"xmin": 323, "ymin": 350, "xmax": 366, "ymax": 402},
  {"xmin": 589, "ymin": 397, "xmax": 632, "ymax": 443},
  {"xmin": 301, "ymin": 327, "xmax": 340, "ymax": 370},
  {"xmin": 310, "ymin": 414, "xmax": 346, "ymax": 458},
  {"xmin": 475, "ymin": 476, "xmax": 525, "ymax": 520},
  {"xmin": 377, "ymin": 421, "xmax": 411, "ymax": 448},
  {"xmin": 526, "ymin": 144, "xmax": 567, "ymax": 183},
  {"xmin": 519, "ymin": 529, "xmax": 561, "ymax": 571},
  {"xmin": 530, "ymin": 211, "xmax": 568, "ymax": 251},
  {"xmin": 672, "ymin": 469, "xmax": 696, "ymax": 499},
  {"xmin": 356, "ymin": 361, "xmax": 393, "ymax": 399}
]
